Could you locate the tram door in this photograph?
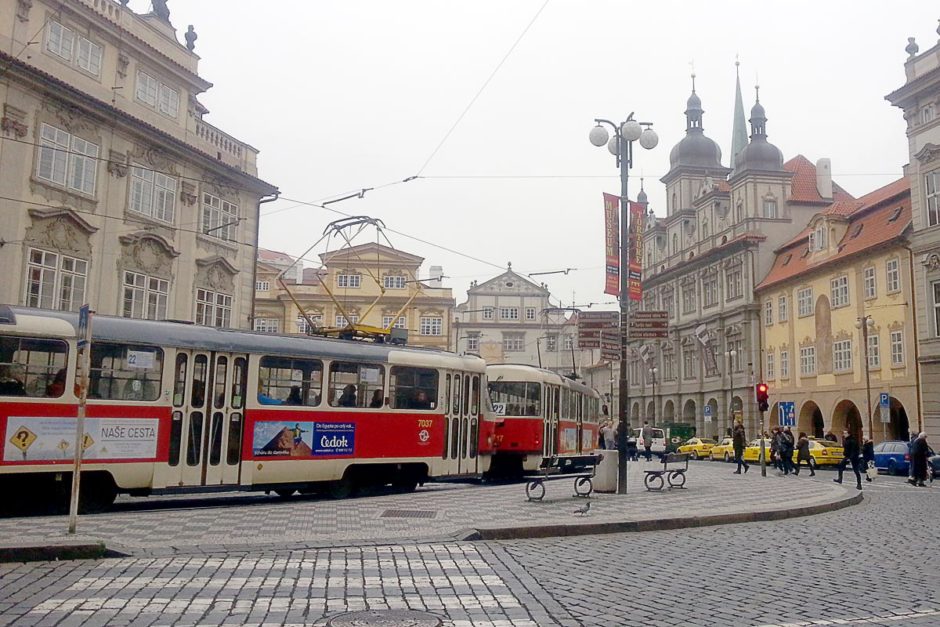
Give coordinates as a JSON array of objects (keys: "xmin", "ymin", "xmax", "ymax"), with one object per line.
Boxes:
[
  {"xmin": 169, "ymin": 350, "xmax": 247, "ymax": 487},
  {"xmin": 544, "ymin": 385, "xmax": 559, "ymax": 457}
]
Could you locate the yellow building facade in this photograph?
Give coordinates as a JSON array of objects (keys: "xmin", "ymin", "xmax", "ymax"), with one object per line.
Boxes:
[
  {"xmin": 252, "ymin": 244, "xmax": 455, "ymax": 350},
  {"xmin": 756, "ymin": 179, "xmax": 918, "ymax": 443}
]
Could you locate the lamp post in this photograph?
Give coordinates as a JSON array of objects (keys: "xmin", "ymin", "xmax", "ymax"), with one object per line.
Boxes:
[
  {"xmin": 589, "ymin": 114, "xmax": 658, "ymax": 495},
  {"xmin": 725, "ymin": 348, "xmax": 737, "ymax": 437},
  {"xmin": 648, "ymin": 367, "xmax": 658, "ymax": 426},
  {"xmin": 856, "ymin": 315, "xmax": 875, "ymax": 441}
]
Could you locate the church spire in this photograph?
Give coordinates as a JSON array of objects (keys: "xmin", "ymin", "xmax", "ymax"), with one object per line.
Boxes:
[{"xmin": 730, "ymin": 57, "xmax": 748, "ymax": 170}]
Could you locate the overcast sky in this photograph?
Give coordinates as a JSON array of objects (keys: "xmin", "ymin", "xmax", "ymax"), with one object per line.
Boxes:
[{"xmin": 134, "ymin": 1, "xmax": 938, "ymax": 309}]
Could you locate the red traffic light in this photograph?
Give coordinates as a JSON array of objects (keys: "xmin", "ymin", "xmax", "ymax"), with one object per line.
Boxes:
[{"xmin": 755, "ymin": 382, "xmax": 769, "ymax": 411}]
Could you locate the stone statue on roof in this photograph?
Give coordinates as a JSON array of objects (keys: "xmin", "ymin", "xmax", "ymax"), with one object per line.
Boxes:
[
  {"xmin": 185, "ymin": 25, "xmax": 197, "ymax": 51},
  {"xmin": 152, "ymin": 0, "xmax": 170, "ymax": 22}
]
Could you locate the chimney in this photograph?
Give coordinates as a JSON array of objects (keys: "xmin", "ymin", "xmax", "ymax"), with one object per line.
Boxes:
[
  {"xmin": 816, "ymin": 158, "xmax": 833, "ymax": 200},
  {"xmin": 428, "ymin": 265, "xmax": 444, "ymax": 288}
]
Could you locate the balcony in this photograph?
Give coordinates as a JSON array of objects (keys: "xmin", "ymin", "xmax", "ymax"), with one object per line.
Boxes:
[{"xmin": 193, "ymin": 121, "xmax": 259, "ymax": 176}]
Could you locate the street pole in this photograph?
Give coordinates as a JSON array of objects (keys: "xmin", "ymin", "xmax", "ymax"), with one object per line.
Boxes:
[
  {"xmin": 759, "ymin": 408, "xmax": 767, "ymax": 477},
  {"xmin": 858, "ymin": 315, "xmax": 874, "ymax": 442},
  {"xmin": 589, "ymin": 116, "xmax": 658, "ymax": 495},
  {"xmin": 68, "ymin": 306, "xmax": 93, "ymax": 534}
]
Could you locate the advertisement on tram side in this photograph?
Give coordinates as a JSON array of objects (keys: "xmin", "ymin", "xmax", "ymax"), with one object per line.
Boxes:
[
  {"xmin": 252, "ymin": 420, "xmax": 356, "ymax": 458},
  {"xmin": 3, "ymin": 417, "xmax": 159, "ymax": 462}
]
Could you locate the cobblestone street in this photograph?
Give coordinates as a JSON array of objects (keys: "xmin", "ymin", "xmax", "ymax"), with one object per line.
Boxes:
[{"xmin": 1, "ymin": 470, "xmax": 938, "ymax": 626}]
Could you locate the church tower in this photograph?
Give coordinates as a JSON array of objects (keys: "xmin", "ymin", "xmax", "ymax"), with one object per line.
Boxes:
[{"xmin": 660, "ymin": 76, "xmax": 731, "ymax": 217}]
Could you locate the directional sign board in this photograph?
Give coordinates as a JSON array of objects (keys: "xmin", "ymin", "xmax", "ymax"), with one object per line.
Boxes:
[
  {"xmin": 880, "ymin": 392, "xmax": 890, "ymax": 423},
  {"xmin": 628, "ymin": 310, "xmax": 668, "ymax": 339},
  {"xmin": 778, "ymin": 401, "xmax": 796, "ymax": 427},
  {"xmin": 578, "ymin": 311, "xmax": 619, "ymax": 349}
]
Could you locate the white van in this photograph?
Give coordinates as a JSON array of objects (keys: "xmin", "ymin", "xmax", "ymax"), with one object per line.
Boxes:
[{"xmin": 633, "ymin": 426, "xmax": 667, "ymax": 456}]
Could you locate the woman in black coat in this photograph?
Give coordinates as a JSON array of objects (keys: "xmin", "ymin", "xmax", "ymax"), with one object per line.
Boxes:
[{"xmin": 909, "ymin": 432, "xmax": 930, "ymax": 487}]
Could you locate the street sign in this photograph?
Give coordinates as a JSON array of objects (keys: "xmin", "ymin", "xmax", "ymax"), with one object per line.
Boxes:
[
  {"xmin": 703, "ymin": 405, "xmax": 712, "ymax": 422},
  {"xmin": 629, "ymin": 310, "xmax": 668, "ymax": 339},
  {"xmin": 600, "ymin": 330, "xmax": 619, "ymax": 362},
  {"xmin": 579, "ymin": 311, "xmax": 618, "ymax": 349},
  {"xmin": 632, "ymin": 311, "xmax": 668, "ymax": 320},
  {"xmin": 879, "ymin": 392, "xmax": 890, "ymax": 423},
  {"xmin": 778, "ymin": 401, "xmax": 796, "ymax": 427}
]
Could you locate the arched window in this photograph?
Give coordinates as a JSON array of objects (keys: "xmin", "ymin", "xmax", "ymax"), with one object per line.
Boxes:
[
  {"xmin": 672, "ymin": 233, "xmax": 679, "ymax": 255},
  {"xmin": 763, "ymin": 197, "xmax": 778, "ymax": 218},
  {"xmin": 702, "ymin": 220, "xmax": 708, "ymax": 238}
]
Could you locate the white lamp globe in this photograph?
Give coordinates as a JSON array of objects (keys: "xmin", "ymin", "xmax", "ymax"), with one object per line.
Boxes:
[
  {"xmin": 639, "ymin": 128, "xmax": 659, "ymax": 150},
  {"xmin": 589, "ymin": 125, "xmax": 609, "ymax": 147},
  {"xmin": 621, "ymin": 119, "xmax": 642, "ymax": 141},
  {"xmin": 607, "ymin": 136, "xmax": 620, "ymax": 156}
]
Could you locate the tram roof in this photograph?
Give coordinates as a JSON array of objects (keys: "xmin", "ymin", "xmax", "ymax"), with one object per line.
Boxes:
[
  {"xmin": 2, "ymin": 305, "xmax": 484, "ymax": 371},
  {"xmin": 487, "ymin": 363, "xmax": 599, "ymax": 396}
]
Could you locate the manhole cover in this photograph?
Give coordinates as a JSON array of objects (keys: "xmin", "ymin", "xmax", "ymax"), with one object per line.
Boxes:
[
  {"xmin": 380, "ymin": 509, "xmax": 436, "ymax": 519},
  {"xmin": 327, "ymin": 609, "xmax": 443, "ymax": 626}
]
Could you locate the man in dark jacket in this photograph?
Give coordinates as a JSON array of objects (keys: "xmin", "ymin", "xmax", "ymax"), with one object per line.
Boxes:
[
  {"xmin": 834, "ymin": 429, "xmax": 862, "ymax": 490},
  {"xmin": 732, "ymin": 420, "xmax": 749, "ymax": 474},
  {"xmin": 781, "ymin": 427, "xmax": 796, "ymax": 475},
  {"xmin": 909, "ymin": 432, "xmax": 930, "ymax": 487}
]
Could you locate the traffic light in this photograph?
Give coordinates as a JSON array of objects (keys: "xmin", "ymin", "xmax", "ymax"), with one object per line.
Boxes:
[{"xmin": 755, "ymin": 382, "xmax": 769, "ymax": 412}]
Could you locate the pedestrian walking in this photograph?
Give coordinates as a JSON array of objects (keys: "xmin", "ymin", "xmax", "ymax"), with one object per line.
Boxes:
[
  {"xmin": 862, "ymin": 438, "xmax": 875, "ymax": 483},
  {"xmin": 641, "ymin": 421, "xmax": 654, "ymax": 462},
  {"xmin": 732, "ymin": 420, "xmax": 749, "ymax": 474},
  {"xmin": 781, "ymin": 427, "xmax": 796, "ymax": 475},
  {"xmin": 794, "ymin": 431, "xmax": 815, "ymax": 476},
  {"xmin": 908, "ymin": 432, "xmax": 930, "ymax": 487},
  {"xmin": 769, "ymin": 427, "xmax": 781, "ymax": 471},
  {"xmin": 600, "ymin": 421, "xmax": 616, "ymax": 451},
  {"xmin": 834, "ymin": 429, "xmax": 863, "ymax": 490}
]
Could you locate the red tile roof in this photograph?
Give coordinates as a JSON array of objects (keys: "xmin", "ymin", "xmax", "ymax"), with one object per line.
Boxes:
[
  {"xmin": 258, "ymin": 248, "xmax": 295, "ymax": 263},
  {"xmin": 757, "ymin": 178, "xmax": 910, "ymax": 291},
  {"xmin": 784, "ymin": 155, "xmax": 854, "ymax": 204}
]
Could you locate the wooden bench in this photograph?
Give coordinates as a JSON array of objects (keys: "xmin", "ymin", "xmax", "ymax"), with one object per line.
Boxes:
[
  {"xmin": 643, "ymin": 452, "xmax": 689, "ymax": 491},
  {"xmin": 524, "ymin": 454, "xmax": 600, "ymax": 501}
]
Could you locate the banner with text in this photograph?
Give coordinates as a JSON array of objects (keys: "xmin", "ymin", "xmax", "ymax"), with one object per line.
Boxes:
[
  {"xmin": 627, "ymin": 201, "xmax": 645, "ymax": 301},
  {"xmin": 603, "ymin": 193, "xmax": 620, "ymax": 297}
]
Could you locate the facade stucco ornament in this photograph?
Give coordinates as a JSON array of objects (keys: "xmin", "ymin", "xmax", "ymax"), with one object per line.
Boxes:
[
  {"xmin": 207, "ymin": 176, "xmax": 239, "ymax": 199},
  {"xmin": 913, "ymin": 143, "xmax": 940, "ymax": 164},
  {"xmin": 799, "ymin": 336, "xmax": 815, "ymax": 349},
  {"xmin": 195, "ymin": 256, "xmax": 238, "ymax": 292},
  {"xmin": 724, "ymin": 324, "xmax": 742, "ymax": 337},
  {"xmin": 132, "ymin": 145, "xmax": 178, "ymax": 175},
  {"xmin": 107, "ymin": 150, "xmax": 128, "ymax": 178},
  {"xmin": 25, "ymin": 208, "xmax": 97, "ymax": 256},
  {"xmin": 116, "ymin": 53, "xmax": 129, "ymax": 79},
  {"xmin": 180, "ymin": 181, "xmax": 198, "ymax": 206},
  {"xmin": 833, "ymin": 329, "xmax": 851, "ymax": 341},
  {"xmin": 1, "ymin": 104, "xmax": 28, "ymax": 138},
  {"xmin": 43, "ymin": 101, "xmax": 94, "ymax": 134},
  {"xmin": 15, "ymin": 0, "xmax": 31, "ymax": 22},
  {"xmin": 185, "ymin": 25, "xmax": 197, "ymax": 52},
  {"xmin": 922, "ymin": 252, "xmax": 940, "ymax": 271},
  {"xmin": 118, "ymin": 232, "xmax": 180, "ymax": 277}
]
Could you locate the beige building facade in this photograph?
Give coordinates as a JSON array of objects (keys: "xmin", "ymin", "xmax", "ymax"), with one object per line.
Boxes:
[
  {"xmin": 0, "ymin": 0, "xmax": 276, "ymax": 328},
  {"xmin": 252, "ymin": 244, "xmax": 455, "ymax": 350},
  {"xmin": 887, "ymin": 30, "xmax": 940, "ymax": 439},
  {"xmin": 756, "ymin": 179, "xmax": 918, "ymax": 444}
]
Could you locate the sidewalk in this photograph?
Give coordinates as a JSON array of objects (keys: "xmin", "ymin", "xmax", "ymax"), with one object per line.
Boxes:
[{"xmin": 0, "ymin": 461, "xmax": 860, "ymax": 560}]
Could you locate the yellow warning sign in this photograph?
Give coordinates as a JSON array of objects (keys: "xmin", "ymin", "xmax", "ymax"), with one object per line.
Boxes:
[
  {"xmin": 9, "ymin": 426, "xmax": 37, "ymax": 452},
  {"xmin": 58, "ymin": 440, "xmax": 70, "ymax": 451},
  {"xmin": 82, "ymin": 433, "xmax": 94, "ymax": 450}
]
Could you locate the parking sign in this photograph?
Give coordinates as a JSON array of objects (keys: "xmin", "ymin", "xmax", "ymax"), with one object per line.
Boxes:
[
  {"xmin": 703, "ymin": 405, "xmax": 712, "ymax": 423},
  {"xmin": 879, "ymin": 393, "xmax": 890, "ymax": 423}
]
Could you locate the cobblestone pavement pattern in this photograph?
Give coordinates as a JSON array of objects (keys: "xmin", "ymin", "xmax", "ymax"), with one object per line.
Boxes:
[
  {"xmin": 0, "ymin": 463, "xmax": 851, "ymax": 555},
  {"xmin": 1, "ymin": 471, "xmax": 937, "ymax": 626}
]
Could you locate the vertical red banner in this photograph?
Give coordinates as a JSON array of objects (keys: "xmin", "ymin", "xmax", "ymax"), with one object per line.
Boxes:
[
  {"xmin": 603, "ymin": 193, "xmax": 620, "ymax": 297},
  {"xmin": 627, "ymin": 201, "xmax": 645, "ymax": 301}
]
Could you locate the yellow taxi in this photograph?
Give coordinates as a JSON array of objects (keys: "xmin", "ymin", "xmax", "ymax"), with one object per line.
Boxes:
[
  {"xmin": 676, "ymin": 437, "xmax": 717, "ymax": 460},
  {"xmin": 796, "ymin": 439, "xmax": 844, "ymax": 467},
  {"xmin": 743, "ymin": 439, "xmax": 774, "ymax": 463},
  {"xmin": 709, "ymin": 437, "xmax": 735, "ymax": 462}
]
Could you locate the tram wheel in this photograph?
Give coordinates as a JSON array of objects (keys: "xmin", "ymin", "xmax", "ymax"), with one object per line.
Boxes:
[
  {"xmin": 328, "ymin": 475, "xmax": 358, "ymax": 499},
  {"xmin": 79, "ymin": 475, "xmax": 117, "ymax": 514},
  {"xmin": 274, "ymin": 488, "xmax": 296, "ymax": 499},
  {"xmin": 392, "ymin": 480, "xmax": 418, "ymax": 493}
]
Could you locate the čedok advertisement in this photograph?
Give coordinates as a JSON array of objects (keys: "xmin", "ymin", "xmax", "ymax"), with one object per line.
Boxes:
[
  {"xmin": 3, "ymin": 417, "xmax": 159, "ymax": 462},
  {"xmin": 252, "ymin": 420, "xmax": 355, "ymax": 458}
]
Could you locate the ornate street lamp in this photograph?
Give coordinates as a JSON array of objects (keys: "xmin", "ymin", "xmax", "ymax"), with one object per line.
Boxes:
[
  {"xmin": 725, "ymin": 348, "xmax": 737, "ymax": 436},
  {"xmin": 589, "ymin": 114, "xmax": 658, "ymax": 495}
]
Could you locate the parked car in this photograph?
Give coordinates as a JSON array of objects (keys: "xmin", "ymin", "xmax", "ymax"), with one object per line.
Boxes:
[
  {"xmin": 873, "ymin": 440, "xmax": 911, "ymax": 476},
  {"xmin": 709, "ymin": 437, "xmax": 735, "ymax": 462},
  {"xmin": 929, "ymin": 454, "xmax": 940, "ymax": 480},
  {"xmin": 633, "ymin": 427, "xmax": 667, "ymax": 457},
  {"xmin": 743, "ymin": 439, "xmax": 773, "ymax": 463},
  {"xmin": 676, "ymin": 437, "xmax": 716, "ymax": 460},
  {"xmin": 800, "ymin": 439, "xmax": 844, "ymax": 468}
]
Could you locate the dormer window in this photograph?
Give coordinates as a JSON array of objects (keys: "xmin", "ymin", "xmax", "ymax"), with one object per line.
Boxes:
[{"xmin": 809, "ymin": 223, "xmax": 828, "ymax": 252}]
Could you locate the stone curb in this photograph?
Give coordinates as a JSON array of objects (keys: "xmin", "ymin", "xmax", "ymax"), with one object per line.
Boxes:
[
  {"xmin": 0, "ymin": 542, "xmax": 109, "ymax": 563},
  {"xmin": 468, "ymin": 491, "xmax": 864, "ymax": 541}
]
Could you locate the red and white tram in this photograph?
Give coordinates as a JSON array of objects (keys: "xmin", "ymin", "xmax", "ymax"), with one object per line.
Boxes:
[
  {"xmin": 482, "ymin": 364, "xmax": 600, "ymax": 476},
  {"xmin": 0, "ymin": 305, "xmax": 494, "ymax": 510}
]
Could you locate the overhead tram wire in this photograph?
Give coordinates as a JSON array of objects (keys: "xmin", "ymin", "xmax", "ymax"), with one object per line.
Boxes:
[{"xmin": 415, "ymin": 0, "xmax": 551, "ymax": 177}]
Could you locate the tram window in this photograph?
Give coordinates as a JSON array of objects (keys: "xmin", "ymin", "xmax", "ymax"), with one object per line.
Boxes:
[
  {"xmin": 187, "ymin": 411, "xmax": 203, "ymax": 466},
  {"xmin": 0, "ymin": 336, "xmax": 67, "ymax": 398},
  {"xmin": 231, "ymin": 358, "xmax": 247, "ymax": 409},
  {"xmin": 552, "ymin": 387, "xmax": 559, "ymax": 420},
  {"xmin": 450, "ymin": 417, "xmax": 459, "ymax": 458},
  {"xmin": 488, "ymin": 381, "xmax": 541, "ymax": 416},
  {"xmin": 389, "ymin": 366, "xmax": 438, "ymax": 410},
  {"xmin": 444, "ymin": 374, "xmax": 451, "ymax": 414},
  {"xmin": 172, "ymin": 354, "xmax": 187, "ymax": 407},
  {"xmin": 470, "ymin": 376, "xmax": 479, "ymax": 415},
  {"xmin": 168, "ymin": 410, "xmax": 183, "ymax": 466},
  {"xmin": 570, "ymin": 391, "xmax": 579, "ymax": 420},
  {"xmin": 209, "ymin": 412, "xmax": 224, "ymax": 465},
  {"xmin": 88, "ymin": 343, "xmax": 162, "ymax": 401},
  {"xmin": 328, "ymin": 362, "xmax": 384, "ymax": 408},
  {"xmin": 469, "ymin": 417, "xmax": 478, "ymax": 459},
  {"xmin": 452, "ymin": 374, "xmax": 461, "ymax": 416},
  {"xmin": 226, "ymin": 413, "xmax": 242, "ymax": 466},
  {"xmin": 462, "ymin": 375, "xmax": 470, "ymax": 417},
  {"xmin": 258, "ymin": 356, "xmax": 322, "ymax": 406},
  {"xmin": 560, "ymin": 389, "xmax": 568, "ymax": 420},
  {"xmin": 191, "ymin": 355, "xmax": 208, "ymax": 408},
  {"xmin": 213, "ymin": 357, "xmax": 228, "ymax": 409}
]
